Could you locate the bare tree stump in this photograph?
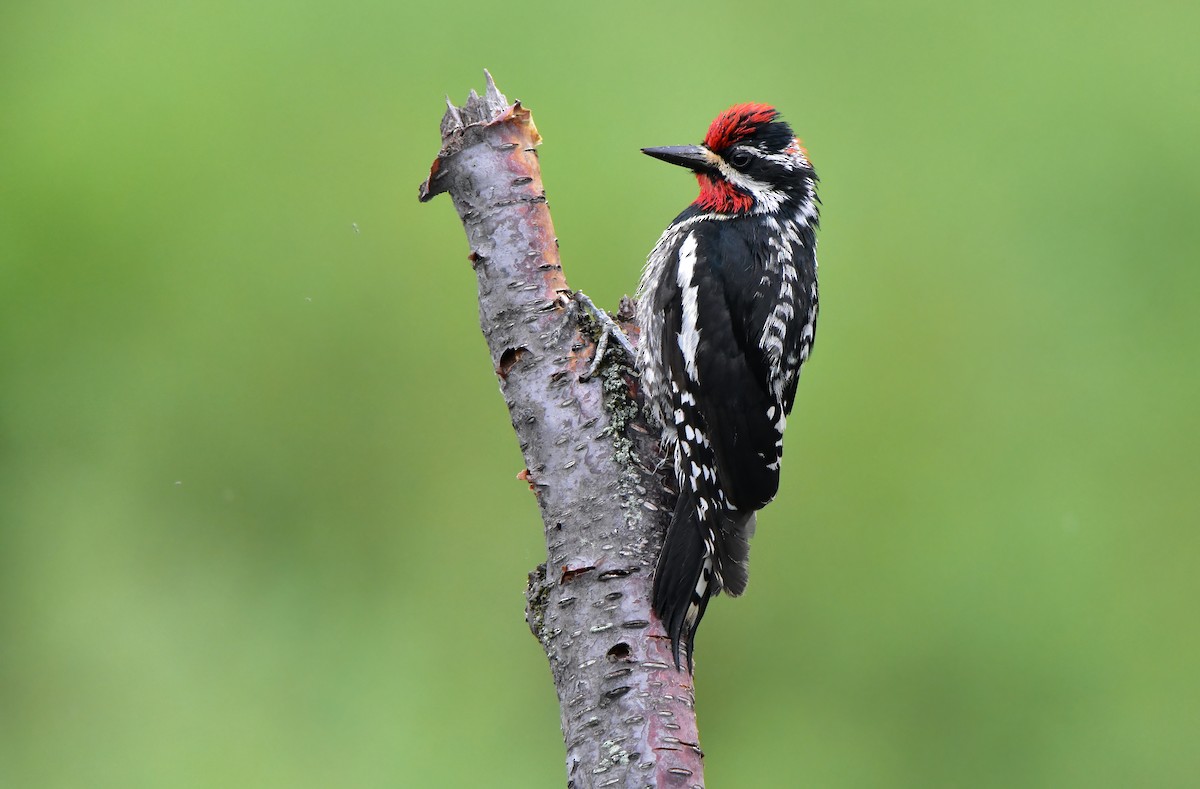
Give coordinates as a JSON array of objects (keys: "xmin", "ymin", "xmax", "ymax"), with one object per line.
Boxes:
[{"xmin": 419, "ymin": 72, "xmax": 705, "ymax": 788}]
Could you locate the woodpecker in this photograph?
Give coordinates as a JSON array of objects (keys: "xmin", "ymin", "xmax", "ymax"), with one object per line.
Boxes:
[{"xmin": 636, "ymin": 104, "xmax": 820, "ymax": 671}]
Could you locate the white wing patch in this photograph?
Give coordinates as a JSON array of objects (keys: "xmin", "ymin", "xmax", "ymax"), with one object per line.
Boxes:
[{"xmin": 676, "ymin": 232, "xmax": 702, "ymax": 384}]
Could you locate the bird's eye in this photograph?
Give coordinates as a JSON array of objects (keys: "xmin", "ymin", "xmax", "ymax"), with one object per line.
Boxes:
[{"xmin": 728, "ymin": 150, "xmax": 752, "ymax": 168}]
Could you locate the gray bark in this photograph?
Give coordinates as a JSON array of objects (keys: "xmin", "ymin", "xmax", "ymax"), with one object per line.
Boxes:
[{"xmin": 419, "ymin": 72, "xmax": 705, "ymax": 788}]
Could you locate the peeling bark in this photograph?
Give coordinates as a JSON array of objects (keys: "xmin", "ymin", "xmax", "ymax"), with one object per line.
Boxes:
[{"xmin": 419, "ymin": 72, "xmax": 705, "ymax": 788}]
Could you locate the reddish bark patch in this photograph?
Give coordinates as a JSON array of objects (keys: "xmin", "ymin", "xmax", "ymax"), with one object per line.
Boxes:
[{"xmin": 516, "ymin": 468, "xmax": 536, "ymax": 490}]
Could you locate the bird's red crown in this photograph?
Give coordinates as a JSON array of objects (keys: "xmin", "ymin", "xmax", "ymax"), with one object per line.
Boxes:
[{"xmin": 703, "ymin": 103, "xmax": 780, "ymax": 152}]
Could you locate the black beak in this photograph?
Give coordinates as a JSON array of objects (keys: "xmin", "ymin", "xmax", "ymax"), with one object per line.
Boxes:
[{"xmin": 641, "ymin": 145, "xmax": 713, "ymax": 172}]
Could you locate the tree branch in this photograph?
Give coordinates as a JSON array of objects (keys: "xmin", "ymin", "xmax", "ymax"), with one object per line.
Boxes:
[{"xmin": 419, "ymin": 72, "xmax": 705, "ymax": 788}]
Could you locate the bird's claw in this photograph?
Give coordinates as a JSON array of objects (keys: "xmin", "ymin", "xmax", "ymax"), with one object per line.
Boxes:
[{"xmin": 573, "ymin": 291, "xmax": 635, "ymax": 381}]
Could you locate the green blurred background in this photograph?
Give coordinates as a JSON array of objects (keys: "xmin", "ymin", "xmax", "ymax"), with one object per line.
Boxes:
[{"xmin": 2, "ymin": 1, "xmax": 1197, "ymax": 786}]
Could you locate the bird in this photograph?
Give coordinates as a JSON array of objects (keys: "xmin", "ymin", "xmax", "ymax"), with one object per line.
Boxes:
[{"xmin": 636, "ymin": 103, "xmax": 820, "ymax": 671}]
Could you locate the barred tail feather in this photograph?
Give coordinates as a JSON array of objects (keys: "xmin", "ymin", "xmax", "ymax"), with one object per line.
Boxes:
[{"xmin": 653, "ymin": 488, "xmax": 757, "ymax": 671}]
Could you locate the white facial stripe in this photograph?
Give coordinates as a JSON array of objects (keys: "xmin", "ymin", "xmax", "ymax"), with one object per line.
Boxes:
[
  {"xmin": 716, "ymin": 162, "xmax": 786, "ymax": 211},
  {"xmin": 701, "ymin": 146, "xmax": 806, "ymax": 214}
]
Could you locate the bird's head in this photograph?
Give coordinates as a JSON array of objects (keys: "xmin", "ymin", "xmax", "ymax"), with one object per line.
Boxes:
[{"xmin": 642, "ymin": 103, "xmax": 814, "ymax": 215}]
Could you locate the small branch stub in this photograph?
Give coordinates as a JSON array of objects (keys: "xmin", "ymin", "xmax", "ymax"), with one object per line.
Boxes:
[{"xmin": 419, "ymin": 71, "xmax": 704, "ymax": 788}]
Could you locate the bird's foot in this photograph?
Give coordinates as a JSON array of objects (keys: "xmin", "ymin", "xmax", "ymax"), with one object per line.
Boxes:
[{"xmin": 571, "ymin": 291, "xmax": 635, "ymax": 381}]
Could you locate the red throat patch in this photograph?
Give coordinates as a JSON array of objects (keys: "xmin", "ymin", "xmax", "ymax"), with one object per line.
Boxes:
[
  {"xmin": 694, "ymin": 173, "xmax": 753, "ymax": 214},
  {"xmin": 703, "ymin": 103, "xmax": 779, "ymax": 152}
]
